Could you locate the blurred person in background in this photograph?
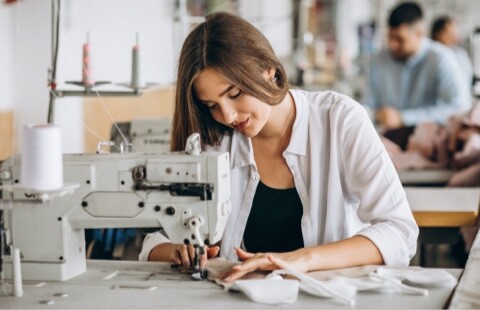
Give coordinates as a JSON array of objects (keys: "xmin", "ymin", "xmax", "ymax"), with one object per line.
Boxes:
[
  {"xmin": 363, "ymin": 2, "xmax": 470, "ymax": 131},
  {"xmin": 431, "ymin": 16, "xmax": 473, "ymax": 88}
]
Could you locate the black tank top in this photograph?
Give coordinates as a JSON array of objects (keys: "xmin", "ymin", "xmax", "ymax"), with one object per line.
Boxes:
[{"xmin": 243, "ymin": 180, "xmax": 304, "ymax": 253}]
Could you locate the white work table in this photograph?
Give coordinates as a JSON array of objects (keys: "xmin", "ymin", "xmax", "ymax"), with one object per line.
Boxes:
[
  {"xmin": 0, "ymin": 260, "xmax": 462, "ymax": 309},
  {"xmin": 398, "ymin": 169, "xmax": 480, "ymax": 266},
  {"xmin": 404, "ymin": 187, "xmax": 479, "ymax": 227},
  {"xmin": 398, "ymin": 169, "xmax": 479, "ymax": 227},
  {"xmin": 398, "ymin": 169, "xmax": 454, "ymax": 186}
]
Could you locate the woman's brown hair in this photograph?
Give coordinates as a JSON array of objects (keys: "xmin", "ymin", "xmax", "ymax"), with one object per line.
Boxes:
[{"xmin": 170, "ymin": 12, "xmax": 289, "ymax": 151}]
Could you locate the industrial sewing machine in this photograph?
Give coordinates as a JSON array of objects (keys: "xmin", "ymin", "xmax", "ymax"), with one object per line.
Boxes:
[{"xmin": 0, "ymin": 139, "xmax": 231, "ymax": 281}]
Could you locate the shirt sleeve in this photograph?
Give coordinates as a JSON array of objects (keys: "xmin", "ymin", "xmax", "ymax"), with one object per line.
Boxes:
[
  {"xmin": 339, "ymin": 100, "xmax": 419, "ymax": 266},
  {"xmin": 401, "ymin": 48, "xmax": 471, "ymax": 125},
  {"xmin": 138, "ymin": 231, "xmax": 170, "ymax": 261}
]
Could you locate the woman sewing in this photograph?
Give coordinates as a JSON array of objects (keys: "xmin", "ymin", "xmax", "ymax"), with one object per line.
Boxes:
[{"xmin": 139, "ymin": 12, "xmax": 418, "ymax": 282}]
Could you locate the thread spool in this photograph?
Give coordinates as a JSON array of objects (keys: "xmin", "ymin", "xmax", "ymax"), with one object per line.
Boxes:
[
  {"xmin": 131, "ymin": 33, "xmax": 144, "ymax": 88},
  {"xmin": 82, "ymin": 32, "xmax": 94, "ymax": 87},
  {"xmin": 20, "ymin": 124, "xmax": 63, "ymax": 191}
]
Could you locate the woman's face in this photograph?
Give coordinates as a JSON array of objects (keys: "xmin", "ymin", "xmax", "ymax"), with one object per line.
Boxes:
[{"xmin": 193, "ymin": 68, "xmax": 271, "ymax": 138}]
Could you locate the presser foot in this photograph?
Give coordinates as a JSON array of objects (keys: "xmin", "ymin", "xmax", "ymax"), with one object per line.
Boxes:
[
  {"xmin": 191, "ymin": 269, "xmax": 208, "ymax": 281},
  {"xmin": 170, "ymin": 245, "xmax": 207, "ymax": 280},
  {"xmin": 170, "ymin": 264, "xmax": 208, "ymax": 281}
]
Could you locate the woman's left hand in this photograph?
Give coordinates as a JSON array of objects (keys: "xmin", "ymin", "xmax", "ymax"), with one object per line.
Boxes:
[{"xmin": 221, "ymin": 247, "xmax": 309, "ymax": 282}]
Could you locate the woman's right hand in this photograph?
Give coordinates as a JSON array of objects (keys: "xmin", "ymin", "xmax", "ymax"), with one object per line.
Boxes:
[{"xmin": 149, "ymin": 242, "xmax": 220, "ymax": 268}]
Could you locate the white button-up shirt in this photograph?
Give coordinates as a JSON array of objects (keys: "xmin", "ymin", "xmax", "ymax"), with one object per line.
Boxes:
[{"xmin": 140, "ymin": 90, "xmax": 418, "ymax": 266}]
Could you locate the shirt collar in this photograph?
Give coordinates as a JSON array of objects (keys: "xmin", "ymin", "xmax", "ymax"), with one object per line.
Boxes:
[
  {"xmin": 229, "ymin": 89, "xmax": 308, "ymax": 169},
  {"xmin": 229, "ymin": 131, "xmax": 254, "ymax": 169},
  {"xmin": 285, "ymin": 89, "xmax": 308, "ymax": 156}
]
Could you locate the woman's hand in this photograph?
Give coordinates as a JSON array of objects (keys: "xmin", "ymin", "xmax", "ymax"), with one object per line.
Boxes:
[
  {"xmin": 149, "ymin": 243, "xmax": 220, "ymax": 268},
  {"xmin": 221, "ymin": 236, "xmax": 383, "ymax": 283},
  {"xmin": 221, "ymin": 247, "xmax": 309, "ymax": 282},
  {"xmin": 171, "ymin": 244, "xmax": 220, "ymax": 268}
]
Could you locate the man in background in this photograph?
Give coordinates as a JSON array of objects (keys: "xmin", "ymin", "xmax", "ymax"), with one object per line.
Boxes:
[
  {"xmin": 363, "ymin": 2, "xmax": 470, "ymax": 130},
  {"xmin": 431, "ymin": 16, "xmax": 473, "ymax": 88}
]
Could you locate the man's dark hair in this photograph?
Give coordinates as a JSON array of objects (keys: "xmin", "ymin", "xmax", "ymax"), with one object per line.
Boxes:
[
  {"xmin": 388, "ymin": 2, "xmax": 423, "ymax": 28},
  {"xmin": 431, "ymin": 16, "xmax": 452, "ymax": 40}
]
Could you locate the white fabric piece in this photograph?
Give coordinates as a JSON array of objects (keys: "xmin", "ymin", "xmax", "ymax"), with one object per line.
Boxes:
[
  {"xmin": 307, "ymin": 275, "xmax": 420, "ymax": 295},
  {"xmin": 229, "ymin": 279, "xmax": 299, "ymax": 305},
  {"xmin": 307, "ymin": 265, "xmax": 379, "ymax": 280},
  {"xmin": 270, "ymin": 266, "xmax": 448, "ymax": 304},
  {"xmin": 334, "ymin": 277, "xmax": 386, "ymax": 292},
  {"xmin": 271, "ymin": 268, "xmax": 356, "ymax": 306},
  {"xmin": 374, "ymin": 267, "xmax": 457, "ymax": 288},
  {"xmin": 369, "ymin": 274, "xmax": 429, "ymax": 296},
  {"xmin": 201, "ymin": 259, "xmax": 453, "ymax": 305}
]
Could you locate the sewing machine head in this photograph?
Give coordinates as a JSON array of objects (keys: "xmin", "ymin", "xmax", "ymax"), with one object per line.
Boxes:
[{"xmin": 0, "ymin": 148, "xmax": 231, "ymax": 281}]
